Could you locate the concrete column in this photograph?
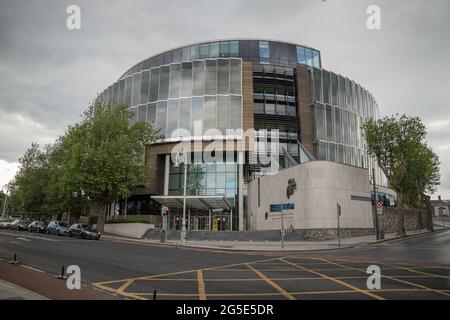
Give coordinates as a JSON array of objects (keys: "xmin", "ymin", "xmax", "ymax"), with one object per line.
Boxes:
[
  {"xmin": 164, "ymin": 154, "xmax": 170, "ymax": 196},
  {"xmin": 230, "ymin": 208, "xmax": 233, "ymax": 231},
  {"xmin": 238, "ymin": 151, "xmax": 244, "ymax": 231},
  {"xmin": 209, "ymin": 209, "xmax": 212, "ymax": 231},
  {"xmin": 188, "ymin": 209, "xmax": 191, "ymax": 230}
]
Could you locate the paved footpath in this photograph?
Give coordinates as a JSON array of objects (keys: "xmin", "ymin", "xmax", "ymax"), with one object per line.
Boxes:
[{"xmin": 103, "ymin": 227, "xmax": 448, "ymax": 252}]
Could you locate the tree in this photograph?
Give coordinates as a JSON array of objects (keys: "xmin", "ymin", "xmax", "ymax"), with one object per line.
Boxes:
[
  {"xmin": 363, "ymin": 115, "xmax": 440, "ymax": 236},
  {"xmin": 62, "ymin": 102, "xmax": 158, "ymax": 231}
]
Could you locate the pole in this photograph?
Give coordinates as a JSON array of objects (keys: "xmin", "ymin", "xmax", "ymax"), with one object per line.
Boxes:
[
  {"xmin": 230, "ymin": 208, "xmax": 233, "ymax": 231},
  {"xmin": 124, "ymin": 195, "xmax": 128, "ymax": 221},
  {"xmin": 337, "ymin": 203, "xmax": 341, "ymax": 247},
  {"xmin": 181, "ymin": 160, "xmax": 187, "ymax": 245},
  {"xmin": 372, "ymin": 168, "xmax": 380, "ymax": 240},
  {"xmin": 281, "ymin": 205, "xmax": 285, "ymax": 249}
]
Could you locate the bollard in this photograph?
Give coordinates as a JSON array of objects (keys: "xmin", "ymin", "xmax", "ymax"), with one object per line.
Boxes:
[
  {"xmin": 153, "ymin": 289, "xmax": 157, "ymax": 300},
  {"xmin": 57, "ymin": 265, "xmax": 66, "ymax": 279},
  {"xmin": 8, "ymin": 253, "xmax": 18, "ymax": 264}
]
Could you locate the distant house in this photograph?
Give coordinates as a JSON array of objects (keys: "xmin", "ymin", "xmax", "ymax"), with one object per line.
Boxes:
[{"xmin": 431, "ymin": 196, "xmax": 450, "ymax": 217}]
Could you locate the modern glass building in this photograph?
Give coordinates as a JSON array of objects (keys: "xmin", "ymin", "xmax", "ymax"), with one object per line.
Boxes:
[{"xmin": 96, "ymin": 39, "xmax": 387, "ymax": 231}]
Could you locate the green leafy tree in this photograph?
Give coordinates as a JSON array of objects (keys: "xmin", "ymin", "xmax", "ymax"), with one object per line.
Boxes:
[
  {"xmin": 62, "ymin": 102, "xmax": 158, "ymax": 231},
  {"xmin": 363, "ymin": 115, "xmax": 440, "ymax": 236}
]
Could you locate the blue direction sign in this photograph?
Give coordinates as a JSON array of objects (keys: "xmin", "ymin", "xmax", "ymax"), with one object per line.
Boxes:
[{"xmin": 270, "ymin": 203, "xmax": 295, "ymax": 212}]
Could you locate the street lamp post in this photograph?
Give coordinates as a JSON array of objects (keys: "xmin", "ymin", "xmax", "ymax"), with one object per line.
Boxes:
[
  {"xmin": 2, "ymin": 189, "xmax": 7, "ymax": 218},
  {"xmin": 175, "ymin": 151, "xmax": 188, "ymax": 246}
]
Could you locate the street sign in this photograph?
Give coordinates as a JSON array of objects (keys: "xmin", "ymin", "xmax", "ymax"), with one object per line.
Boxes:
[
  {"xmin": 376, "ymin": 202, "xmax": 383, "ymax": 209},
  {"xmin": 270, "ymin": 203, "xmax": 295, "ymax": 212}
]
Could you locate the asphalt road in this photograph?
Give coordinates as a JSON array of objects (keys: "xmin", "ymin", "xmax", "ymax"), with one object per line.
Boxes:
[{"xmin": 0, "ymin": 229, "xmax": 449, "ymax": 300}]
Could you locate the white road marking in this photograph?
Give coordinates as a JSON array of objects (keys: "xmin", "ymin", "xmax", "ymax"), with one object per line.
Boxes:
[
  {"xmin": 21, "ymin": 264, "xmax": 46, "ymax": 273},
  {"xmin": 0, "ymin": 231, "xmax": 58, "ymax": 242},
  {"xmin": 17, "ymin": 237, "xmax": 31, "ymax": 242}
]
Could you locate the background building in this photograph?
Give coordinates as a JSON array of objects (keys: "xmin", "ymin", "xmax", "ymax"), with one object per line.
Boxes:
[{"xmin": 96, "ymin": 39, "xmax": 392, "ymax": 232}]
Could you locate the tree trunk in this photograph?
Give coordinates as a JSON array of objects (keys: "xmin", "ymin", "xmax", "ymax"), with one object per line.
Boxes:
[
  {"xmin": 395, "ymin": 194, "xmax": 406, "ymax": 237},
  {"xmin": 422, "ymin": 194, "xmax": 434, "ymax": 231},
  {"xmin": 96, "ymin": 203, "xmax": 108, "ymax": 233}
]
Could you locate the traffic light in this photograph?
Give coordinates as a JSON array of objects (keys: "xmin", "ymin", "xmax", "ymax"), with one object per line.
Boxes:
[{"xmin": 337, "ymin": 203, "xmax": 342, "ymax": 216}]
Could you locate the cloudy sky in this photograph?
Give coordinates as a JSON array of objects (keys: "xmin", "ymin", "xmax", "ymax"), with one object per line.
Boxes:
[{"xmin": 0, "ymin": 0, "xmax": 449, "ymax": 198}]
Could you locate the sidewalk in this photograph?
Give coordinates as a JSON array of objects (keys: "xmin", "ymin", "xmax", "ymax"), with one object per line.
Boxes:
[
  {"xmin": 0, "ymin": 279, "xmax": 48, "ymax": 300},
  {"xmin": 103, "ymin": 226, "xmax": 448, "ymax": 252}
]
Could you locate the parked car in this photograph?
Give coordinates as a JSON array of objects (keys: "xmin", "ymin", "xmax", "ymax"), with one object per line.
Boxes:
[
  {"xmin": 69, "ymin": 224, "xmax": 101, "ymax": 240},
  {"xmin": 28, "ymin": 221, "xmax": 47, "ymax": 233},
  {"xmin": 46, "ymin": 221, "xmax": 70, "ymax": 236},
  {"xmin": 11, "ymin": 219, "xmax": 30, "ymax": 231},
  {"xmin": 0, "ymin": 219, "xmax": 14, "ymax": 229}
]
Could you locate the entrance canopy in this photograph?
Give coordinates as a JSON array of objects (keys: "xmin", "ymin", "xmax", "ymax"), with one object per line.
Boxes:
[{"xmin": 151, "ymin": 195, "xmax": 232, "ymax": 211}]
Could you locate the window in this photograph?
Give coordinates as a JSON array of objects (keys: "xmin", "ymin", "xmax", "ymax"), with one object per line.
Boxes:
[
  {"xmin": 158, "ymin": 66, "xmax": 170, "ymax": 100},
  {"xmin": 230, "ymin": 59, "xmax": 241, "ymax": 94},
  {"xmin": 322, "ymin": 70, "xmax": 330, "ymax": 104},
  {"xmin": 296, "ymin": 46, "xmax": 307, "ymax": 65},
  {"xmin": 259, "ymin": 41, "xmax": 270, "ymax": 64},
  {"xmin": 147, "ymin": 103, "xmax": 156, "ymax": 126},
  {"xmin": 203, "ymin": 96, "xmax": 216, "ymax": 133},
  {"xmin": 335, "ymin": 107, "xmax": 342, "ymax": 144},
  {"xmin": 312, "ymin": 50, "xmax": 321, "ymax": 68},
  {"xmin": 132, "ymin": 73, "xmax": 141, "ymax": 106},
  {"xmin": 305, "ymin": 48, "xmax": 314, "ymax": 67},
  {"xmin": 219, "ymin": 41, "xmax": 230, "ymax": 57},
  {"xmin": 315, "ymin": 103, "xmax": 326, "ymax": 141},
  {"xmin": 169, "ymin": 63, "xmax": 181, "ymax": 99},
  {"xmin": 179, "ymin": 98, "xmax": 191, "ymax": 134},
  {"xmin": 337, "ymin": 144, "xmax": 344, "ymax": 163},
  {"xmin": 191, "ymin": 97, "xmax": 203, "ymax": 135},
  {"xmin": 166, "ymin": 99, "xmax": 179, "ymax": 138},
  {"xmin": 156, "ymin": 101, "xmax": 167, "ymax": 136},
  {"xmin": 326, "ymin": 104, "xmax": 334, "ymax": 141},
  {"xmin": 331, "ymin": 72, "xmax": 338, "ymax": 106},
  {"xmin": 217, "ymin": 95, "xmax": 229, "ymax": 133},
  {"xmin": 199, "ymin": 43, "xmax": 210, "ymax": 58},
  {"xmin": 140, "ymin": 70, "xmax": 150, "ymax": 105},
  {"xmin": 217, "ymin": 59, "xmax": 230, "ymax": 94},
  {"xmin": 124, "ymin": 76, "xmax": 133, "ymax": 106},
  {"xmin": 229, "ymin": 95, "xmax": 241, "ymax": 130},
  {"xmin": 318, "ymin": 141, "xmax": 327, "ymax": 160},
  {"xmin": 193, "ymin": 61, "xmax": 205, "ymax": 96},
  {"xmin": 210, "ymin": 42, "xmax": 219, "ymax": 57},
  {"xmin": 205, "ymin": 60, "xmax": 217, "ymax": 95},
  {"xmin": 313, "ymin": 69, "xmax": 322, "ymax": 102},
  {"xmin": 149, "ymin": 68, "xmax": 159, "ymax": 102},
  {"xmin": 182, "ymin": 46, "xmax": 191, "ymax": 61},
  {"xmin": 230, "ymin": 41, "xmax": 239, "ymax": 56},
  {"xmin": 181, "ymin": 62, "xmax": 193, "ymax": 97},
  {"xmin": 118, "ymin": 79, "xmax": 125, "ymax": 104}
]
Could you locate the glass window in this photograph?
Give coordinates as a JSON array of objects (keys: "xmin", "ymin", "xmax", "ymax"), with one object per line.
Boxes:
[
  {"xmin": 156, "ymin": 101, "xmax": 167, "ymax": 137},
  {"xmin": 230, "ymin": 41, "xmax": 239, "ymax": 56},
  {"xmin": 113, "ymin": 82, "xmax": 119, "ymax": 103},
  {"xmin": 217, "ymin": 59, "xmax": 230, "ymax": 94},
  {"xmin": 259, "ymin": 41, "xmax": 270, "ymax": 64},
  {"xmin": 276, "ymin": 103, "xmax": 286, "ymax": 115},
  {"xmin": 203, "ymin": 96, "xmax": 216, "ymax": 134},
  {"xmin": 147, "ymin": 103, "xmax": 156, "ymax": 126},
  {"xmin": 313, "ymin": 69, "xmax": 322, "ymax": 102},
  {"xmin": 124, "ymin": 76, "xmax": 133, "ymax": 106},
  {"xmin": 210, "ymin": 42, "xmax": 219, "ymax": 57},
  {"xmin": 166, "ymin": 99, "xmax": 179, "ymax": 138},
  {"xmin": 312, "ymin": 50, "xmax": 321, "ymax": 68},
  {"xmin": 229, "ymin": 95, "xmax": 242, "ymax": 130},
  {"xmin": 265, "ymin": 103, "xmax": 275, "ymax": 115},
  {"xmin": 315, "ymin": 103, "xmax": 326, "ymax": 140},
  {"xmin": 118, "ymin": 79, "xmax": 125, "ymax": 104},
  {"xmin": 179, "ymin": 98, "xmax": 191, "ymax": 133},
  {"xmin": 158, "ymin": 66, "xmax": 170, "ymax": 100},
  {"xmin": 149, "ymin": 68, "xmax": 159, "ymax": 102},
  {"xmin": 337, "ymin": 144, "xmax": 344, "ymax": 163},
  {"xmin": 335, "ymin": 107, "xmax": 342, "ymax": 144},
  {"xmin": 190, "ymin": 45, "xmax": 199, "ymax": 59},
  {"xmin": 254, "ymin": 102, "xmax": 264, "ymax": 114},
  {"xmin": 230, "ymin": 59, "xmax": 241, "ymax": 95},
  {"xmin": 173, "ymin": 48, "xmax": 181, "ymax": 63},
  {"xmin": 331, "ymin": 72, "xmax": 338, "ymax": 106},
  {"xmin": 199, "ymin": 43, "xmax": 210, "ymax": 58},
  {"xmin": 318, "ymin": 141, "xmax": 327, "ymax": 160},
  {"xmin": 326, "ymin": 104, "xmax": 334, "ymax": 141},
  {"xmin": 338, "ymin": 75, "xmax": 346, "ymax": 108},
  {"xmin": 181, "ymin": 62, "xmax": 193, "ymax": 97},
  {"xmin": 140, "ymin": 70, "xmax": 150, "ymax": 105},
  {"xmin": 169, "ymin": 63, "xmax": 181, "ymax": 99},
  {"xmin": 137, "ymin": 104, "xmax": 146, "ymax": 122},
  {"xmin": 193, "ymin": 60, "xmax": 205, "ymax": 96},
  {"xmin": 132, "ymin": 73, "xmax": 141, "ymax": 106},
  {"xmin": 182, "ymin": 46, "xmax": 191, "ymax": 61},
  {"xmin": 328, "ymin": 143, "xmax": 336, "ymax": 161},
  {"xmin": 191, "ymin": 97, "xmax": 203, "ymax": 136},
  {"xmin": 305, "ymin": 48, "xmax": 313, "ymax": 67},
  {"xmin": 205, "ymin": 60, "xmax": 217, "ymax": 95},
  {"xmin": 219, "ymin": 41, "xmax": 230, "ymax": 57},
  {"xmin": 296, "ymin": 46, "xmax": 307, "ymax": 65},
  {"xmin": 343, "ymin": 110, "xmax": 350, "ymax": 145},
  {"xmin": 217, "ymin": 95, "xmax": 229, "ymax": 133},
  {"xmin": 322, "ymin": 70, "xmax": 330, "ymax": 104},
  {"xmin": 216, "ymin": 172, "xmax": 226, "ymax": 189}
]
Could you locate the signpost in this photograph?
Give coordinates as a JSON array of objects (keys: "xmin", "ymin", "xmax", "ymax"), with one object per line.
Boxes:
[
  {"xmin": 336, "ymin": 203, "xmax": 342, "ymax": 247},
  {"xmin": 270, "ymin": 203, "xmax": 294, "ymax": 249},
  {"xmin": 376, "ymin": 202, "xmax": 384, "ymax": 239}
]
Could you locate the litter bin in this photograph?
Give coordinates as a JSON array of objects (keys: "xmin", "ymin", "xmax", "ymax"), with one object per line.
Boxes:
[{"xmin": 160, "ymin": 229, "xmax": 166, "ymax": 243}]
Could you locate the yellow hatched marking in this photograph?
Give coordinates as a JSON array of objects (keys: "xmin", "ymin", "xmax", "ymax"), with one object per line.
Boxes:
[
  {"xmin": 318, "ymin": 258, "xmax": 450, "ymax": 298},
  {"xmin": 279, "ymin": 258, "xmax": 384, "ymax": 300},
  {"xmin": 246, "ymin": 263, "xmax": 295, "ymax": 300},
  {"xmin": 197, "ymin": 270, "xmax": 206, "ymax": 300}
]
